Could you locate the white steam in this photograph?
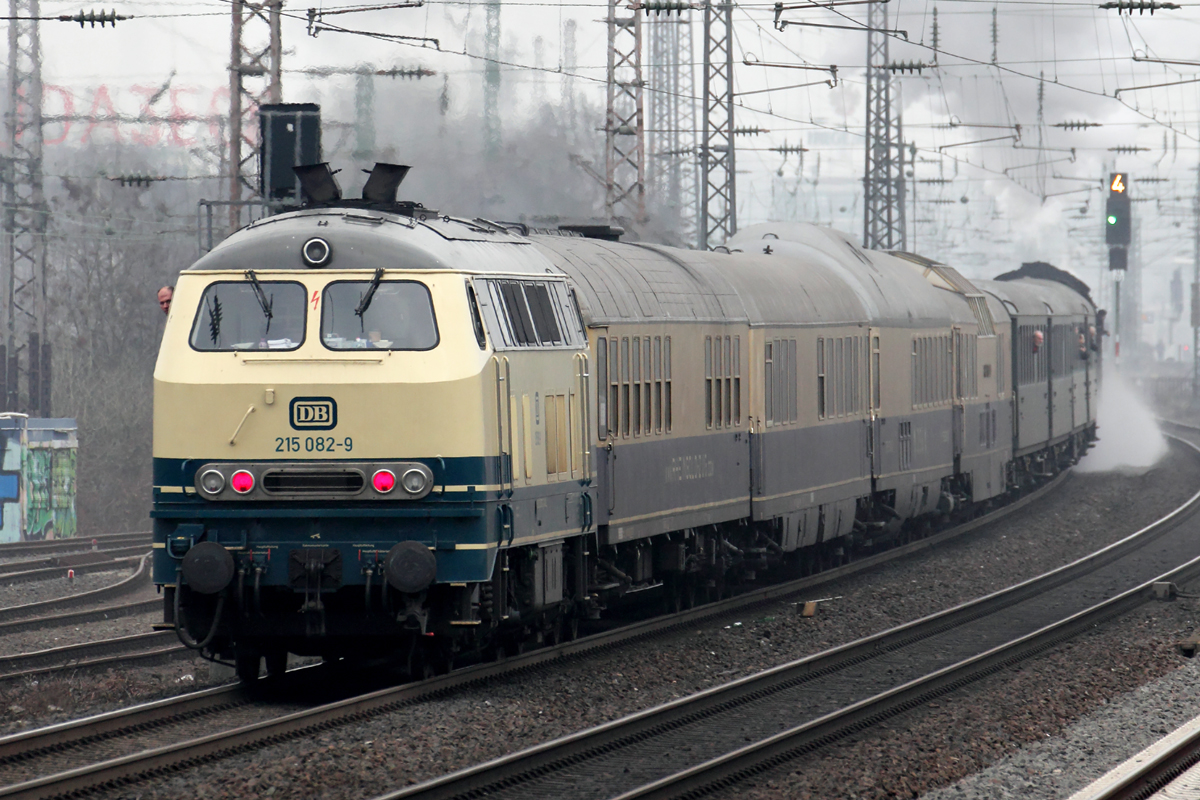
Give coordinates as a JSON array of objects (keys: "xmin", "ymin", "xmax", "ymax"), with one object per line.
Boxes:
[{"xmin": 1074, "ymin": 372, "xmax": 1167, "ymax": 474}]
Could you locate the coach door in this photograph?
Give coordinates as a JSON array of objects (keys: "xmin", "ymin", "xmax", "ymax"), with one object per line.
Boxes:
[
  {"xmin": 867, "ymin": 330, "xmax": 882, "ymax": 481},
  {"xmin": 951, "ymin": 328, "xmax": 965, "ymax": 472}
]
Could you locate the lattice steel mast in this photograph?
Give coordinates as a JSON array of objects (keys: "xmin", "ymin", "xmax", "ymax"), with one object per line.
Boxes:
[
  {"xmin": 699, "ymin": 0, "xmax": 735, "ymax": 249},
  {"xmin": 604, "ymin": 0, "xmax": 646, "ymax": 222},
  {"xmin": 228, "ymin": 0, "xmax": 282, "ymax": 232},
  {"xmin": 646, "ymin": 9, "xmax": 697, "ymax": 243},
  {"xmin": 484, "ymin": 0, "xmax": 501, "ymax": 156},
  {"xmin": 4, "ymin": 0, "xmax": 49, "ymax": 414},
  {"xmin": 862, "ymin": 0, "xmax": 905, "ymax": 250}
]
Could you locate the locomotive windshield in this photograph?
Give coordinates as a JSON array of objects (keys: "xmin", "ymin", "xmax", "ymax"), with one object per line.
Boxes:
[
  {"xmin": 321, "ymin": 280, "xmax": 439, "ymax": 350},
  {"xmin": 189, "ymin": 280, "xmax": 306, "ymax": 351}
]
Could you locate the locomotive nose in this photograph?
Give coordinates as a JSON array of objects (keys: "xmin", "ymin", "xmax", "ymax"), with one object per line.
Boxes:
[{"xmin": 384, "ymin": 540, "xmax": 437, "ymax": 594}]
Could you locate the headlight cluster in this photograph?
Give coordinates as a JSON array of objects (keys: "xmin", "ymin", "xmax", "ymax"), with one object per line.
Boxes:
[{"xmin": 194, "ymin": 462, "xmax": 433, "ymax": 501}]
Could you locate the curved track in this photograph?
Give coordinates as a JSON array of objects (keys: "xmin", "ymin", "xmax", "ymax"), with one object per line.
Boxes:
[
  {"xmin": 0, "ymin": 533, "xmax": 150, "ymax": 560},
  {"xmin": 0, "ymin": 555, "xmax": 151, "ymax": 625},
  {"xmin": 368, "ymin": 439, "xmax": 1200, "ymax": 800},
  {"xmin": 0, "ymin": 468, "xmax": 1083, "ymax": 800}
]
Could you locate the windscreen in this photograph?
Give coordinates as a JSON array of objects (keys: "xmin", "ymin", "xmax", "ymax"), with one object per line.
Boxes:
[
  {"xmin": 189, "ymin": 281, "xmax": 306, "ymax": 351},
  {"xmin": 321, "ymin": 280, "xmax": 439, "ymax": 350}
]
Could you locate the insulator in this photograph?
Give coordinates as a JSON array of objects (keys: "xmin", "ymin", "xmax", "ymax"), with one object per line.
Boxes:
[
  {"xmin": 1098, "ymin": 0, "xmax": 1179, "ymax": 13},
  {"xmin": 1108, "ymin": 145, "xmax": 1150, "ymax": 154},
  {"xmin": 638, "ymin": 0, "xmax": 692, "ymax": 15},
  {"xmin": 1052, "ymin": 120, "xmax": 1102, "ymax": 130},
  {"xmin": 58, "ymin": 9, "xmax": 131, "ymax": 27},
  {"xmin": 733, "ymin": 126, "xmax": 768, "ymax": 136},
  {"xmin": 918, "ymin": 178, "xmax": 952, "ymax": 184},
  {"xmin": 886, "ymin": 61, "xmax": 929, "ymax": 74}
]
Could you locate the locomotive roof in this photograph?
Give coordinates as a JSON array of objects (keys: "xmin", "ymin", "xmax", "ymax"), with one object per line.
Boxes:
[{"xmin": 186, "ymin": 208, "xmax": 556, "ymax": 275}]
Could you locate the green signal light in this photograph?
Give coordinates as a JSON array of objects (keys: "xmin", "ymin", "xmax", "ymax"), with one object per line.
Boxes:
[{"xmin": 1107, "ymin": 215, "xmax": 1118, "ymax": 225}]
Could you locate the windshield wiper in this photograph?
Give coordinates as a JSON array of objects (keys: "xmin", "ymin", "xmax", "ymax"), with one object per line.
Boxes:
[
  {"xmin": 207, "ymin": 295, "xmax": 223, "ymax": 345},
  {"xmin": 244, "ymin": 269, "xmax": 274, "ymax": 336},
  {"xmin": 355, "ymin": 268, "xmax": 385, "ymax": 329}
]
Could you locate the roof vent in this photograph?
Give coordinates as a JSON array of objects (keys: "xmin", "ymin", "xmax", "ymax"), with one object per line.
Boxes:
[
  {"xmin": 558, "ymin": 224, "xmax": 624, "ymax": 242},
  {"xmin": 362, "ymin": 163, "xmax": 411, "ymax": 203},
  {"xmin": 292, "ymin": 163, "xmax": 342, "ymax": 204}
]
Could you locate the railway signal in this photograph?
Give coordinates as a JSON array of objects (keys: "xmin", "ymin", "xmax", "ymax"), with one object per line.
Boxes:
[{"xmin": 1106, "ymin": 172, "xmax": 1131, "ymax": 246}]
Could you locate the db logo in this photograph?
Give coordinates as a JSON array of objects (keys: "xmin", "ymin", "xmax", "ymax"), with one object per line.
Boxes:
[{"xmin": 290, "ymin": 397, "xmax": 337, "ymax": 431}]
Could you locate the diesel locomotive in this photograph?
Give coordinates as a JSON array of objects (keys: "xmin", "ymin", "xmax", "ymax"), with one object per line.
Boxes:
[{"xmin": 152, "ymin": 164, "xmax": 1100, "ymax": 681}]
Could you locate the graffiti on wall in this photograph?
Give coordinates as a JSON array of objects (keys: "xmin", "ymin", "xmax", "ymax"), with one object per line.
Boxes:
[{"xmin": 0, "ymin": 418, "xmax": 78, "ymax": 544}]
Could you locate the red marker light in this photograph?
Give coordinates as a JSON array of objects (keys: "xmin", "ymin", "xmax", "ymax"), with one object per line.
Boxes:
[
  {"xmin": 372, "ymin": 469, "xmax": 396, "ymax": 493},
  {"xmin": 230, "ymin": 470, "xmax": 255, "ymax": 494}
]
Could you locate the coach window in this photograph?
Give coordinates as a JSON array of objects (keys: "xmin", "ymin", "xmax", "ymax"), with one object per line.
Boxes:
[
  {"xmin": 765, "ymin": 340, "xmax": 775, "ymax": 424},
  {"xmin": 664, "ymin": 337, "xmax": 673, "ymax": 433},
  {"xmin": 191, "ymin": 279, "xmax": 307, "ymax": 351},
  {"xmin": 871, "ymin": 336, "xmax": 881, "ymax": 410},
  {"xmin": 788, "ymin": 339, "xmax": 798, "ymax": 422},
  {"xmin": 733, "ymin": 336, "xmax": 741, "ymax": 425},
  {"xmin": 705, "ymin": 336, "xmax": 714, "ymax": 429},
  {"xmin": 643, "ymin": 338, "xmax": 653, "ymax": 435},
  {"xmin": 621, "ymin": 337, "xmax": 631, "ymax": 437},
  {"xmin": 632, "ymin": 336, "xmax": 642, "ymax": 436},
  {"xmin": 322, "ymin": 280, "xmax": 439, "ymax": 350},
  {"xmin": 714, "ymin": 336, "xmax": 723, "ymax": 428},
  {"xmin": 609, "ymin": 338, "xmax": 620, "ymax": 439},
  {"xmin": 467, "ymin": 284, "xmax": 487, "ymax": 350},
  {"xmin": 654, "ymin": 337, "xmax": 663, "ymax": 434},
  {"xmin": 816, "ymin": 338, "xmax": 825, "ymax": 419},
  {"xmin": 596, "ymin": 338, "xmax": 608, "ymax": 439}
]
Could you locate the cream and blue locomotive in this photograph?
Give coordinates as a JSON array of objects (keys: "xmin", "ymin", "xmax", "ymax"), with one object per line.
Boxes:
[{"xmin": 153, "ymin": 164, "xmax": 1099, "ymax": 681}]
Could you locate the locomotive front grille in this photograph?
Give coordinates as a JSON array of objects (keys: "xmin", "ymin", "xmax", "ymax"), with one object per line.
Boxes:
[{"xmin": 261, "ymin": 469, "xmax": 365, "ymax": 495}]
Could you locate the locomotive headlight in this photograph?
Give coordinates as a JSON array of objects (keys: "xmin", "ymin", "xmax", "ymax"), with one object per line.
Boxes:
[
  {"xmin": 230, "ymin": 469, "xmax": 255, "ymax": 494},
  {"xmin": 400, "ymin": 468, "xmax": 428, "ymax": 495},
  {"xmin": 302, "ymin": 237, "xmax": 332, "ymax": 267},
  {"xmin": 198, "ymin": 469, "xmax": 226, "ymax": 495},
  {"xmin": 372, "ymin": 469, "xmax": 396, "ymax": 494}
]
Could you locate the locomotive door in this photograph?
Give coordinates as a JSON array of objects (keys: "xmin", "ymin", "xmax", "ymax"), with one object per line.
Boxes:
[{"xmin": 492, "ymin": 356, "xmax": 513, "ymax": 497}]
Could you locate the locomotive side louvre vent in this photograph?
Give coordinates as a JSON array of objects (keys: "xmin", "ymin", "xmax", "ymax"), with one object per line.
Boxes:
[
  {"xmin": 475, "ymin": 279, "xmax": 586, "ymax": 351},
  {"xmin": 262, "ymin": 469, "xmax": 365, "ymax": 495}
]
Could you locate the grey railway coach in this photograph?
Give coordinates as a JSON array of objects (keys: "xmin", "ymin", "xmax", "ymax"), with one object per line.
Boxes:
[{"xmin": 155, "ymin": 171, "xmax": 1098, "ymax": 679}]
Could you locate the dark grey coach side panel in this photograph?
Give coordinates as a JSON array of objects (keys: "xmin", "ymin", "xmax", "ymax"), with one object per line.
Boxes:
[{"xmin": 604, "ymin": 432, "xmax": 750, "ymax": 544}]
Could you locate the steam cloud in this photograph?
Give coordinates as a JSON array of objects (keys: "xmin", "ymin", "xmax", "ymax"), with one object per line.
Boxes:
[{"xmin": 1075, "ymin": 373, "xmax": 1167, "ymax": 474}]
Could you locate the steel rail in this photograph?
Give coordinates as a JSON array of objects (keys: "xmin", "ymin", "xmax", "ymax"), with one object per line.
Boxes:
[
  {"xmin": 0, "ymin": 554, "xmax": 150, "ymax": 586},
  {"xmin": 0, "ymin": 533, "xmax": 151, "ymax": 559},
  {"xmin": 0, "ymin": 546, "xmax": 156, "ymax": 577},
  {"xmin": 0, "ymin": 599, "xmax": 160, "ymax": 637},
  {"xmin": 370, "ymin": 436, "xmax": 1200, "ymax": 800},
  {"xmin": 0, "ymin": 632, "xmax": 181, "ymax": 680},
  {"xmin": 1065, "ymin": 710, "xmax": 1200, "ymax": 800},
  {"xmin": 0, "ymin": 555, "xmax": 152, "ymax": 625},
  {"xmin": 0, "ymin": 469, "xmax": 1079, "ymax": 800}
]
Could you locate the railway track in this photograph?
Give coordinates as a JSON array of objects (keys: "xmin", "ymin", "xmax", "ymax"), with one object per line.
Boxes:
[
  {"xmin": 0, "ymin": 632, "xmax": 188, "ymax": 684},
  {"xmin": 0, "ymin": 533, "xmax": 150, "ymax": 560},
  {"xmin": 0, "ymin": 467, "xmax": 1080, "ymax": 800},
  {"xmin": 0, "ymin": 598, "xmax": 160, "ymax": 637},
  {"xmin": 0, "ymin": 551, "xmax": 152, "ymax": 585},
  {"xmin": 364, "ymin": 442, "xmax": 1200, "ymax": 800},
  {"xmin": 0, "ymin": 555, "xmax": 151, "ymax": 625},
  {"xmin": 1066, "ymin": 711, "xmax": 1200, "ymax": 800}
]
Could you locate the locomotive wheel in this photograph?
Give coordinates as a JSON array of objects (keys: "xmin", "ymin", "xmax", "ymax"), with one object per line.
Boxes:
[
  {"xmin": 234, "ymin": 645, "xmax": 262, "ymax": 683},
  {"xmin": 264, "ymin": 649, "xmax": 288, "ymax": 679}
]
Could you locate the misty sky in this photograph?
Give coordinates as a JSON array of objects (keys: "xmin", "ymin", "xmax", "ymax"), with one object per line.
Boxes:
[{"xmin": 26, "ymin": 0, "xmax": 1200, "ymax": 348}]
